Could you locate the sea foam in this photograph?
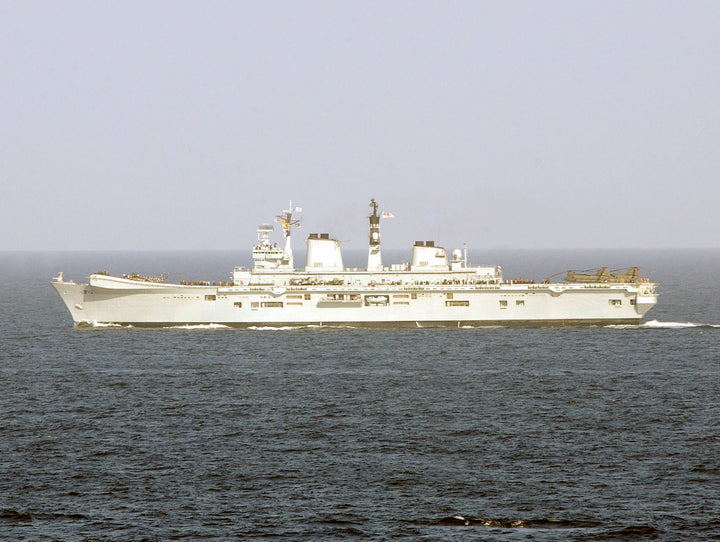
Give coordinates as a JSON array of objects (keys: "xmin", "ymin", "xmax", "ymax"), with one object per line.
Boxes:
[{"xmin": 641, "ymin": 320, "xmax": 720, "ymax": 329}]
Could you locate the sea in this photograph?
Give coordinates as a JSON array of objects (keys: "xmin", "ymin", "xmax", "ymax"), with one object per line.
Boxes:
[{"xmin": 1, "ymin": 248, "xmax": 719, "ymax": 541}]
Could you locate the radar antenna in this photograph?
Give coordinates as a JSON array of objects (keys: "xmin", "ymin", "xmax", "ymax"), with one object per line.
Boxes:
[
  {"xmin": 276, "ymin": 200, "xmax": 301, "ymax": 238},
  {"xmin": 367, "ymin": 198, "xmax": 383, "ymax": 271},
  {"xmin": 275, "ymin": 201, "xmax": 301, "ymax": 269}
]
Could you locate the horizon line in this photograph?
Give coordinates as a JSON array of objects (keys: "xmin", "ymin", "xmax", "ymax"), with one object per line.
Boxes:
[{"xmin": 2, "ymin": 246, "xmax": 719, "ymax": 253}]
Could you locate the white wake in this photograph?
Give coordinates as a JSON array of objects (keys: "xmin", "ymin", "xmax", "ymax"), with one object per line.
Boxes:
[
  {"xmin": 640, "ymin": 319, "xmax": 720, "ymax": 329},
  {"xmin": 88, "ymin": 321, "xmax": 132, "ymax": 328},
  {"xmin": 165, "ymin": 323, "xmax": 231, "ymax": 330}
]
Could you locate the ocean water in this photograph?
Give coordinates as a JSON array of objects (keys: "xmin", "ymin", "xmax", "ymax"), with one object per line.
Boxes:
[{"xmin": 1, "ymin": 249, "xmax": 719, "ymax": 541}]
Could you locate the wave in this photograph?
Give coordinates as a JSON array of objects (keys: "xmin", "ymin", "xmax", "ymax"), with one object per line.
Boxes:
[
  {"xmin": 641, "ymin": 320, "xmax": 720, "ymax": 329},
  {"xmin": 0, "ymin": 509, "xmax": 32, "ymax": 522},
  {"xmin": 438, "ymin": 515, "xmax": 601, "ymax": 529},
  {"xmin": 247, "ymin": 325, "xmax": 304, "ymax": 331},
  {"xmin": 165, "ymin": 323, "xmax": 231, "ymax": 330},
  {"xmin": 247, "ymin": 324, "xmax": 358, "ymax": 331},
  {"xmin": 606, "ymin": 320, "xmax": 720, "ymax": 330},
  {"xmin": 436, "ymin": 516, "xmax": 661, "ymax": 538},
  {"xmin": 88, "ymin": 321, "xmax": 132, "ymax": 329},
  {"xmin": 0, "ymin": 509, "xmax": 88, "ymax": 523}
]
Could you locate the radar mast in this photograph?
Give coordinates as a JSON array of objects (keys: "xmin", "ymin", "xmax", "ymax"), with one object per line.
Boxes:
[
  {"xmin": 367, "ymin": 198, "xmax": 383, "ymax": 271},
  {"xmin": 276, "ymin": 201, "xmax": 301, "ymax": 269}
]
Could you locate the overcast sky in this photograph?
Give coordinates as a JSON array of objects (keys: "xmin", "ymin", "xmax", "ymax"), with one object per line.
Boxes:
[{"xmin": 2, "ymin": 1, "xmax": 718, "ymax": 251}]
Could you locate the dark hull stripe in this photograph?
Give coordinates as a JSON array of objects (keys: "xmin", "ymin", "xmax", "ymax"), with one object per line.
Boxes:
[{"xmin": 77, "ymin": 318, "xmax": 643, "ymax": 329}]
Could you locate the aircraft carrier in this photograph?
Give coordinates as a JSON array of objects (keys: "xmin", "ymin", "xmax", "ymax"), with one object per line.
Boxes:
[{"xmin": 51, "ymin": 200, "xmax": 658, "ymax": 327}]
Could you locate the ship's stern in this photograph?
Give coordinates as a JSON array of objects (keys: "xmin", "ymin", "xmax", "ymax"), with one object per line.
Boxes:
[{"xmin": 634, "ymin": 282, "xmax": 659, "ymax": 318}]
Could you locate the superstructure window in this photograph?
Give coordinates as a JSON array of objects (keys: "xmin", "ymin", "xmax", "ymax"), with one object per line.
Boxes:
[
  {"xmin": 261, "ymin": 301, "xmax": 283, "ymax": 308},
  {"xmin": 609, "ymin": 299, "xmax": 622, "ymax": 307},
  {"xmin": 364, "ymin": 295, "xmax": 389, "ymax": 306},
  {"xmin": 446, "ymin": 300, "xmax": 469, "ymax": 307},
  {"xmin": 516, "ymin": 300, "xmax": 525, "ymax": 307},
  {"xmin": 233, "ymin": 302, "xmax": 242, "ymax": 308},
  {"xmin": 499, "ymin": 300, "xmax": 508, "ymax": 309},
  {"xmin": 205, "ymin": 294, "xmax": 217, "ymax": 301}
]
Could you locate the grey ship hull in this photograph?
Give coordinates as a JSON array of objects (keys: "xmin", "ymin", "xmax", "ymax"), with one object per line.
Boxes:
[{"xmin": 52, "ymin": 273, "xmax": 657, "ymax": 328}]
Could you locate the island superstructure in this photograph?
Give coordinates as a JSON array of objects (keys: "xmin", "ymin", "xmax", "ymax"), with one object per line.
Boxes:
[{"xmin": 51, "ymin": 199, "xmax": 658, "ymax": 327}]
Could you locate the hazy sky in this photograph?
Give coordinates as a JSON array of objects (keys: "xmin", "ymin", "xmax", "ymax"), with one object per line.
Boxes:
[{"xmin": 2, "ymin": 1, "xmax": 718, "ymax": 251}]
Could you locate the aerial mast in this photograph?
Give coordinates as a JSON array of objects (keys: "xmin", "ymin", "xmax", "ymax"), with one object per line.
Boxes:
[
  {"xmin": 367, "ymin": 198, "xmax": 383, "ymax": 271},
  {"xmin": 277, "ymin": 201, "xmax": 301, "ymax": 269}
]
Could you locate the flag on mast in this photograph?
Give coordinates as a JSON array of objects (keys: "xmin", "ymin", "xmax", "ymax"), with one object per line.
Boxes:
[
  {"xmin": 295, "ymin": 207, "xmax": 302, "ymax": 212},
  {"xmin": 381, "ymin": 211, "xmax": 395, "ymax": 218}
]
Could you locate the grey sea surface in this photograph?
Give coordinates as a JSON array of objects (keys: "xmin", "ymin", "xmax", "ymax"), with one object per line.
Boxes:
[{"xmin": 1, "ymin": 249, "xmax": 719, "ymax": 541}]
